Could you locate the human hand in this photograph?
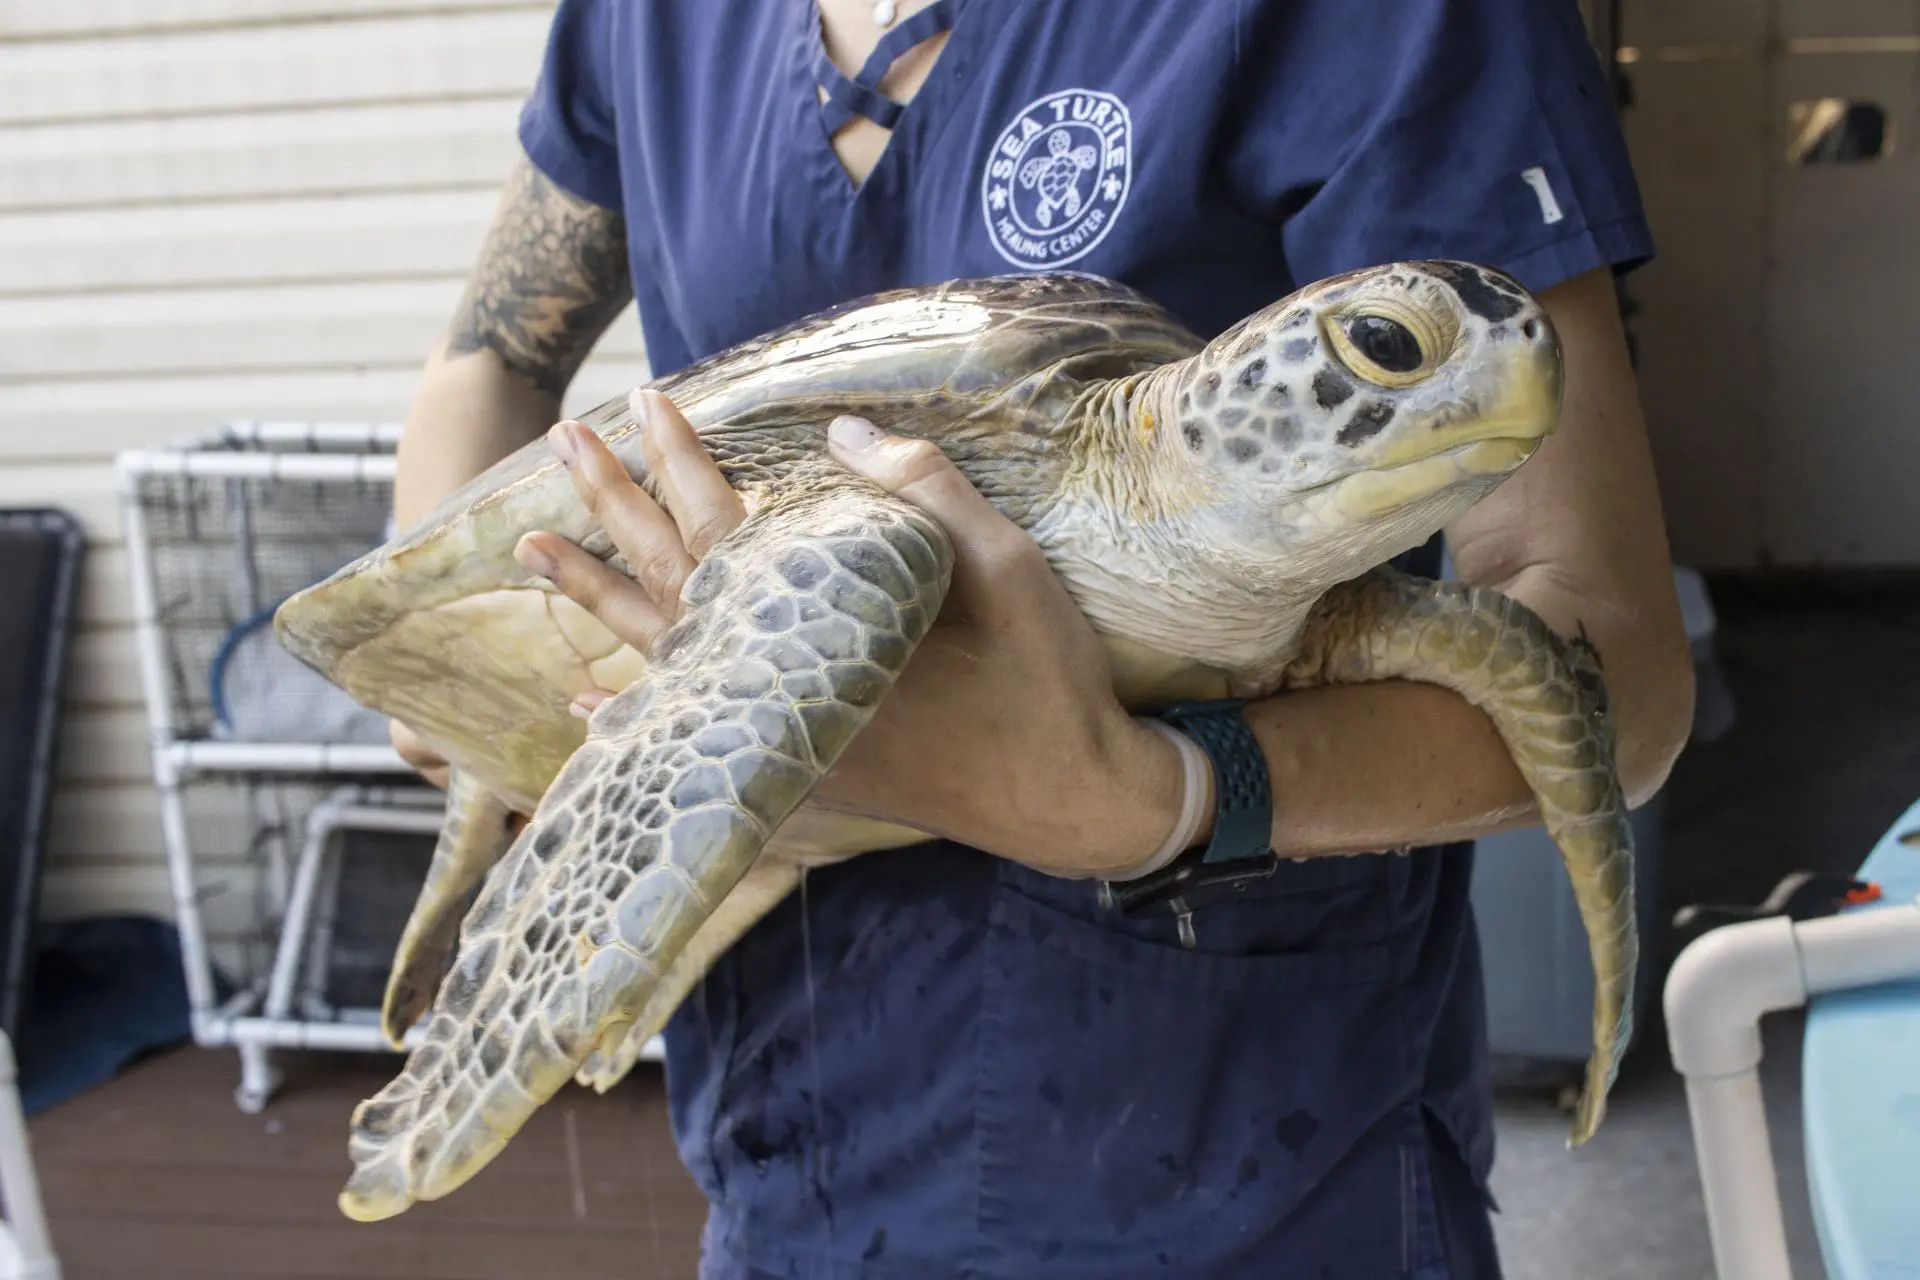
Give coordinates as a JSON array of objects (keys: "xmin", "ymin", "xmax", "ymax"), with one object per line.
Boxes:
[
  {"xmin": 389, "ymin": 719, "xmax": 451, "ymax": 790},
  {"xmin": 516, "ymin": 389, "xmax": 1189, "ymax": 880}
]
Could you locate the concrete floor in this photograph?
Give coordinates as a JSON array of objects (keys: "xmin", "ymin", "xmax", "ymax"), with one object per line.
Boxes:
[{"xmin": 1485, "ymin": 578, "xmax": 1920, "ymax": 1279}]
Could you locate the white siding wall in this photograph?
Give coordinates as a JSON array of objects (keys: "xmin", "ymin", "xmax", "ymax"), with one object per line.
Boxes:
[{"xmin": 0, "ymin": 1, "xmax": 646, "ymax": 924}]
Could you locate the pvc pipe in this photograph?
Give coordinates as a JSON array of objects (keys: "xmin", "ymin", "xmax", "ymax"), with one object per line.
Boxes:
[
  {"xmin": 115, "ymin": 449, "xmax": 395, "ymax": 483},
  {"xmin": 377, "ymin": 786, "xmax": 450, "ymax": 808},
  {"xmin": 1666, "ymin": 916, "xmax": 1808, "ymax": 1080},
  {"xmin": 319, "ymin": 805, "xmax": 448, "ymax": 836},
  {"xmin": 157, "ymin": 422, "xmax": 402, "ymax": 453},
  {"xmin": 1666, "ymin": 899, "xmax": 1920, "ymax": 1280},
  {"xmin": 116, "ymin": 478, "xmax": 224, "ymax": 1022},
  {"xmin": 257, "ymin": 783, "xmax": 293, "ymax": 928},
  {"xmin": 0, "ymin": 1034, "xmax": 60, "ymax": 1280},
  {"xmin": 219, "ymin": 421, "xmax": 403, "ymax": 447},
  {"xmin": 265, "ymin": 792, "xmax": 448, "ymax": 1018},
  {"xmin": 167, "ymin": 741, "xmax": 411, "ymax": 775},
  {"xmin": 1666, "ymin": 916, "xmax": 1805, "ymax": 1280},
  {"xmin": 1795, "ymin": 901, "xmax": 1920, "ymax": 997},
  {"xmin": 217, "ymin": 1015, "xmax": 667, "ymax": 1064},
  {"xmin": 227, "ymin": 1015, "xmax": 426, "ymax": 1053},
  {"xmin": 298, "ymin": 846, "xmax": 348, "ymax": 1020},
  {"xmin": 262, "ymin": 792, "xmax": 348, "ymax": 1020},
  {"xmin": 156, "ymin": 772, "xmax": 222, "ymax": 1024},
  {"xmin": 1682, "ymin": 1071, "xmax": 1794, "ymax": 1280}
]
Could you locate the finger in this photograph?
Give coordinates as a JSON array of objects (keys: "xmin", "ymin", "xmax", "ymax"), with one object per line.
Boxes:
[
  {"xmin": 389, "ymin": 720, "xmax": 441, "ymax": 767},
  {"xmin": 825, "ymin": 415, "xmax": 1038, "ymax": 584},
  {"xmin": 548, "ymin": 418, "xmax": 696, "ymax": 605},
  {"xmin": 389, "ymin": 721, "xmax": 450, "ymax": 789},
  {"xmin": 514, "ymin": 530, "xmax": 675, "ymax": 653},
  {"xmin": 632, "ymin": 390, "xmax": 747, "ymax": 559},
  {"xmin": 568, "ymin": 687, "xmax": 612, "ymax": 720}
]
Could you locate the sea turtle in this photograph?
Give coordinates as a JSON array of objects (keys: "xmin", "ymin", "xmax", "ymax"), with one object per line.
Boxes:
[{"xmin": 272, "ymin": 262, "xmax": 1636, "ymax": 1223}]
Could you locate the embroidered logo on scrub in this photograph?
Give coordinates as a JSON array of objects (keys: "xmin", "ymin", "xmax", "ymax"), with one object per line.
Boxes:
[{"xmin": 981, "ymin": 88, "xmax": 1133, "ymax": 269}]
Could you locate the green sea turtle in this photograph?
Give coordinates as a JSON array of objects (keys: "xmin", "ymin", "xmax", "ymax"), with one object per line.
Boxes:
[{"xmin": 272, "ymin": 262, "xmax": 1636, "ymax": 1223}]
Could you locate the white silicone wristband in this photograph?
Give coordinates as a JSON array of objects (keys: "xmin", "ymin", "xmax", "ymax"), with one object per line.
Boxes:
[{"xmin": 1113, "ymin": 718, "xmax": 1211, "ymax": 881}]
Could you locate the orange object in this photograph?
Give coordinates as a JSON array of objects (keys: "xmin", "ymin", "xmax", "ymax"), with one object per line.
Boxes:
[{"xmin": 1844, "ymin": 881, "xmax": 1884, "ymax": 908}]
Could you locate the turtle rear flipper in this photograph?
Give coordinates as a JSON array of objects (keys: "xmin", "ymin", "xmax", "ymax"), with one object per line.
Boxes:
[
  {"xmin": 337, "ymin": 475, "xmax": 954, "ymax": 1222},
  {"xmin": 1282, "ymin": 567, "xmax": 1638, "ymax": 1147},
  {"xmin": 380, "ymin": 769, "xmax": 518, "ymax": 1048}
]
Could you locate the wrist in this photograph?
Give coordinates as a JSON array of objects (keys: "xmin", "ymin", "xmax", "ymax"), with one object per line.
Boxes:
[
  {"xmin": 1119, "ymin": 720, "xmax": 1214, "ymax": 878},
  {"xmin": 1075, "ymin": 711, "xmax": 1216, "ymax": 880},
  {"xmin": 1097, "ymin": 700, "xmax": 1285, "ymax": 937}
]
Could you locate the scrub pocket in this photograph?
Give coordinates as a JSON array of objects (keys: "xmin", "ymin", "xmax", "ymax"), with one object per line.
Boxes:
[{"xmin": 975, "ymin": 856, "xmax": 1433, "ymax": 1278}]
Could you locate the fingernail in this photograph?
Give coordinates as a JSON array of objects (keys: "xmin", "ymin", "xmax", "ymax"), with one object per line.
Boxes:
[
  {"xmin": 634, "ymin": 391, "xmax": 667, "ymax": 437},
  {"xmin": 513, "ymin": 535, "xmax": 555, "ymax": 580},
  {"xmin": 547, "ymin": 421, "xmax": 579, "ymax": 464},
  {"xmin": 568, "ymin": 689, "xmax": 609, "ymax": 719},
  {"xmin": 829, "ymin": 415, "xmax": 883, "ymax": 452},
  {"xmin": 568, "ymin": 699, "xmax": 593, "ymax": 721}
]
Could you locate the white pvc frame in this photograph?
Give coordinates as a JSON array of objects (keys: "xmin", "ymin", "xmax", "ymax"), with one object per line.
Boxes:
[
  {"xmin": 0, "ymin": 1033, "xmax": 59, "ymax": 1279},
  {"xmin": 1666, "ymin": 895, "xmax": 1920, "ymax": 1279},
  {"xmin": 115, "ymin": 423, "xmax": 663, "ymax": 1113}
]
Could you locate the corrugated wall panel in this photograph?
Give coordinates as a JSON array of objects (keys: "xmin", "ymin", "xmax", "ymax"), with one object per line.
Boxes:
[
  {"xmin": 1, "ymin": 280, "xmax": 646, "ymax": 382},
  {"xmin": 0, "ymin": 463, "xmax": 124, "ymax": 535},
  {"xmin": 75, "ymin": 549, "xmax": 138, "ymax": 627},
  {"xmin": 0, "ymin": 192, "xmax": 500, "ymax": 295},
  {"xmin": 1, "ymin": 1, "xmax": 540, "ymax": 40},
  {"xmin": 52, "ymin": 787, "xmax": 194, "ymax": 865},
  {"xmin": 0, "ymin": 11, "xmax": 549, "ymax": 126},
  {"xmin": 65, "ymin": 630, "xmax": 147, "ymax": 710},
  {"xmin": 59, "ymin": 709, "xmax": 155, "ymax": 786},
  {"xmin": 0, "ymin": 100, "xmax": 523, "ymax": 212},
  {"xmin": 0, "ymin": 0, "xmax": 650, "ymax": 930},
  {"xmin": 38, "ymin": 865, "xmax": 261, "ymax": 949},
  {"xmin": 0, "ymin": 361, "xmax": 651, "ymax": 461}
]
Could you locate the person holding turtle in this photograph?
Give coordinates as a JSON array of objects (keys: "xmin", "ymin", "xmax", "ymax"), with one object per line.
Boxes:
[{"xmin": 386, "ymin": 0, "xmax": 1696, "ymax": 1274}]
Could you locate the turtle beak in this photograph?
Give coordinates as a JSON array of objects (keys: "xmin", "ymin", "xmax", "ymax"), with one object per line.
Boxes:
[
  {"xmin": 1372, "ymin": 298, "xmax": 1563, "ymax": 474},
  {"xmin": 1310, "ymin": 300, "xmax": 1562, "ymax": 522}
]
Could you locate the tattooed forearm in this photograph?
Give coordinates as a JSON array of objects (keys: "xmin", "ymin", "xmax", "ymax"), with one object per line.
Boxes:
[{"xmin": 444, "ymin": 156, "xmax": 634, "ymax": 399}]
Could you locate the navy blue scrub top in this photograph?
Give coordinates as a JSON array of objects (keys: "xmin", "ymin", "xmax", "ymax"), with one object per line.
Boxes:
[{"xmin": 519, "ymin": 2, "xmax": 1654, "ymax": 1276}]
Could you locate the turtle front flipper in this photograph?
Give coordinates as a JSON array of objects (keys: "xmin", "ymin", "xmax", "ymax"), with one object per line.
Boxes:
[
  {"xmin": 1280, "ymin": 567, "xmax": 1637, "ymax": 1148},
  {"xmin": 380, "ymin": 769, "xmax": 518, "ymax": 1048},
  {"xmin": 336, "ymin": 474, "xmax": 954, "ymax": 1222},
  {"xmin": 574, "ymin": 856, "xmax": 805, "ymax": 1092}
]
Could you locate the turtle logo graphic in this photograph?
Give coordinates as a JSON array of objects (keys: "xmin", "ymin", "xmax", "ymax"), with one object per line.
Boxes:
[
  {"xmin": 981, "ymin": 88, "xmax": 1133, "ymax": 269},
  {"xmin": 1020, "ymin": 130, "xmax": 1100, "ymax": 228}
]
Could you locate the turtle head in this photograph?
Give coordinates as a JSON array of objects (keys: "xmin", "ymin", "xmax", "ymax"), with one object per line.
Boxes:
[{"xmin": 1157, "ymin": 260, "xmax": 1563, "ymax": 578}]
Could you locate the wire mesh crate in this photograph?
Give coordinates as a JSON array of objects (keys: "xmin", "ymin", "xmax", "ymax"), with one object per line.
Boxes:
[
  {"xmin": 120, "ymin": 423, "xmax": 397, "ymax": 751},
  {"xmin": 115, "ymin": 423, "xmax": 448, "ymax": 1111}
]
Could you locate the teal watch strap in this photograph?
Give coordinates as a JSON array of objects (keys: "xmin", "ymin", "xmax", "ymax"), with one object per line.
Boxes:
[
  {"xmin": 1101, "ymin": 698, "xmax": 1277, "ymax": 929},
  {"xmin": 1158, "ymin": 698, "xmax": 1274, "ymax": 867}
]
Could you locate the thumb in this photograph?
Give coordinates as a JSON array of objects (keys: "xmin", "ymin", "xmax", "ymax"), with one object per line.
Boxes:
[{"xmin": 825, "ymin": 415, "xmax": 1005, "ymax": 540}]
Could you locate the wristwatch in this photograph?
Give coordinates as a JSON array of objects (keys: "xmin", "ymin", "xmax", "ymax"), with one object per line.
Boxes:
[{"xmin": 1099, "ymin": 698, "xmax": 1277, "ymax": 945}]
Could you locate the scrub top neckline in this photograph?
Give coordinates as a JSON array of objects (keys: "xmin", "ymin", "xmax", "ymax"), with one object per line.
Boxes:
[{"xmin": 790, "ymin": 0, "xmax": 990, "ymax": 204}]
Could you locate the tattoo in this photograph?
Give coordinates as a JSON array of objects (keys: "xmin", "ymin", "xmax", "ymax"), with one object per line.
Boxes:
[
  {"xmin": 1572, "ymin": 619, "xmax": 1603, "ymax": 668},
  {"xmin": 445, "ymin": 157, "xmax": 634, "ymax": 398}
]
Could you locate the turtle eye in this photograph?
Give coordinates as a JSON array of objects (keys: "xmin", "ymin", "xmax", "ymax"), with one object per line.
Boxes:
[{"xmin": 1343, "ymin": 315, "xmax": 1424, "ymax": 375}]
